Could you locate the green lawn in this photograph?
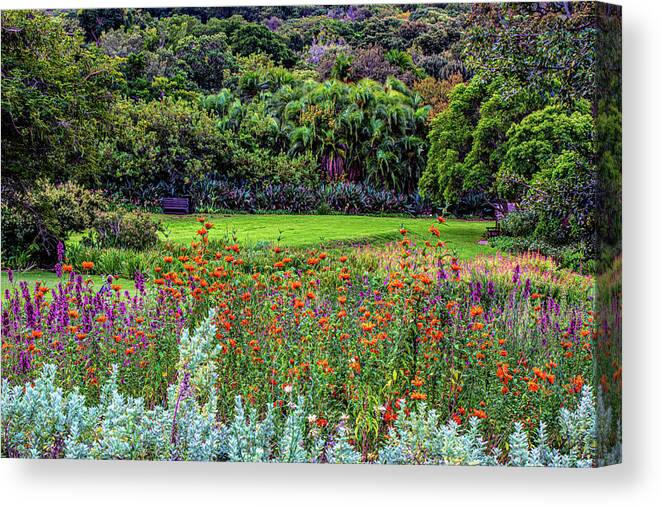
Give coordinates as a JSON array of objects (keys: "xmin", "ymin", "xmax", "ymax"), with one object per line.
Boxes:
[
  {"xmin": 11, "ymin": 214, "xmax": 494, "ymax": 290},
  {"xmin": 158, "ymin": 214, "xmax": 494, "ymax": 258},
  {"xmin": 0, "ymin": 271, "xmax": 136, "ymax": 294}
]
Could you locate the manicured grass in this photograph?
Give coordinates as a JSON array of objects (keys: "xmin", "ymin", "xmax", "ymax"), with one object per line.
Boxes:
[
  {"xmin": 157, "ymin": 214, "xmax": 495, "ymax": 258},
  {"xmin": 0, "ymin": 271, "xmax": 136, "ymax": 294},
  {"xmin": 19, "ymin": 215, "xmax": 494, "ymax": 288}
]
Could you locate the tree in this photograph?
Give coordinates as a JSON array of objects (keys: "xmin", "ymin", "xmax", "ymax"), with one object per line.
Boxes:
[
  {"xmin": 419, "ymin": 76, "xmax": 546, "ymax": 210},
  {"xmin": 75, "ymin": 8, "xmax": 129, "ymax": 43},
  {"xmin": 99, "ymin": 98, "xmax": 231, "ymax": 200},
  {"xmin": 280, "ymin": 77, "xmax": 429, "ymax": 193},
  {"xmin": 1, "ymin": 11, "xmax": 123, "ymax": 186},
  {"xmin": 498, "ymin": 101, "xmax": 594, "ymax": 195},
  {"xmin": 175, "ymin": 33, "xmax": 236, "ymax": 91},
  {"xmin": 227, "ymin": 21, "xmax": 297, "ymax": 66},
  {"xmin": 464, "ymin": 2, "xmax": 598, "ymax": 104},
  {"xmin": 413, "ymin": 73, "xmax": 463, "ymax": 118}
]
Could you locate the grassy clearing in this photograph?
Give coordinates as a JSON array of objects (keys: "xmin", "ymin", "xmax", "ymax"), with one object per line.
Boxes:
[
  {"xmin": 15, "ymin": 215, "xmax": 493, "ymax": 289},
  {"xmin": 0, "ymin": 271, "xmax": 136, "ymax": 294},
  {"xmin": 157, "ymin": 214, "xmax": 494, "ymax": 258}
]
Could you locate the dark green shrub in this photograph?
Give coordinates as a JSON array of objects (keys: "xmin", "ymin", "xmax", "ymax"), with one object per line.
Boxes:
[
  {"xmin": 499, "ymin": 209, "xmax": 537, "ymax": 237},
  {"xmin": 315, "ymin": 201, "xmax": 333, "ymax": 215},
  {"xmin": 1, "ymin": 181, "xmax": 108, "ymax": 267},
  {"xmin": 84, "ymin": 210, "xmax": 162, "ymax": 251}
]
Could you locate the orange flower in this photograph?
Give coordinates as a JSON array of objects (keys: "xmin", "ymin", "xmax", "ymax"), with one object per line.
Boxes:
[
  {"xmin": 528, "ymin": 380, "xmax": 540, "ymax": 392},
  {"xmin": 471, "ymin": 409, "xmax": 487, "ymax": 419},
  {"xmin": 163, "ymin": 256, "xmax": 173, "ymax": 263},
  {"xmin": 496, "ymin": 363, "xmax": 513, "ymax": 383},
  {"xmin": 437, "ymin": 216, "xmax": 446, "ymax": 224},
  {"xmin": 31, "ymin": 330, "xmax": 43, "ymax": 339},
  {"xmin": 361, "ymin": 322, "xmax": 375, "ymax": 332},
  {"xmin": 81, "ymin": 261, "xmax": 94, "ymax": 270},
  {"xmin": 410, "ymin": 391, "xmax": 427, "ymax": 401},
  {"xmin": 470, "ymin": 306, "xmax": 484, "ymax": 317},
  {"xmin": 570, "ymin": 375, "xmax": 585, "ymax": 393},
  {"xmin": 62, "ymin": 264, "xmax": 73, "ymax": 273}
]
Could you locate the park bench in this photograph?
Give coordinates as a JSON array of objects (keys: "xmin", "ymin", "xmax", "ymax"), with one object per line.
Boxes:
[
  {"xmin": 485, "ymin": 202, "xmax": 516, "ymax": 238},
  {"xmin": 160, "ymin": 197, "xmax": 191, "ymax": 215}
]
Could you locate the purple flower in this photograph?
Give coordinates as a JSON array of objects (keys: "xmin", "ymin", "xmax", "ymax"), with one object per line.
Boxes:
[
  {"xmin": 134, "ymin": 270, "xmax": 145, "ymax": 295},
  {"xmin": 264, "ymin": 16, "xmax": 281, "ymax": 31}
]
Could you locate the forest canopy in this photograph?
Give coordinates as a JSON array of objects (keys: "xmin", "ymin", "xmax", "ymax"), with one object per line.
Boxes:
[{"xmin": 1, "ymin": 3, "xmax": 617, "ymax": 271}]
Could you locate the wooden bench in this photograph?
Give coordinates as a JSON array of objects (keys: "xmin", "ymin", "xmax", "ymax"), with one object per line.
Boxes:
[
  {"xmin": 485, "ymin": 202, "xmax": 516, "ymax": 238},
  {"xmin": 485, "ymin": 222, "xmax": 502, "ymax": 238},
  {"xmin": 161, "ymin": 197, "xmax": 190, "ymax": 215}
]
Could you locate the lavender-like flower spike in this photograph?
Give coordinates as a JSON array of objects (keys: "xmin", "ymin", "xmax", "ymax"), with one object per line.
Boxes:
[{"xmin": 134, "ymin": 270, "xmax": 145, "ymax": 295}]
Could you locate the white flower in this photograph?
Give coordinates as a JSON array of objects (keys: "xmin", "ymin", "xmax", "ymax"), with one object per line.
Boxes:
[
  {"xmin": 283, "ymin": 384, "xmax": 293, "ymax": 394},
  {"xmin": 307, "ymin": 414, "xmax": 318, "ymax": 424}
]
